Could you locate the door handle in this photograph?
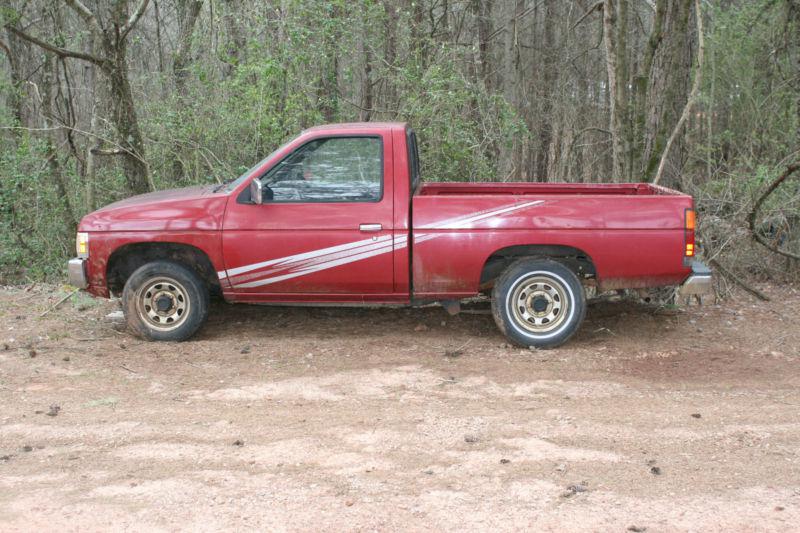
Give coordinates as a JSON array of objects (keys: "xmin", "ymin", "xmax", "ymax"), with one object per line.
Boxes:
[{"xmin": 359, "ymin": 223, "xmax": 383, "ymax": 232}]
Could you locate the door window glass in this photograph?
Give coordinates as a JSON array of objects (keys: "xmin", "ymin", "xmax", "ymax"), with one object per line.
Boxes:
[{"xmin": 261, "ymin": 136, "xmax": 383, "ymax": 202}]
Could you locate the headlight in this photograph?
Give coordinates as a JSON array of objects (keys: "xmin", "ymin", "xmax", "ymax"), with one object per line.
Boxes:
[{"xmin": 76, "ymin": 232, "xmax": 89, "ymax": 258}]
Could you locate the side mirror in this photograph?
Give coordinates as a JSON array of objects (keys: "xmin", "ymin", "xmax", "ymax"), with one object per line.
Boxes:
[{"xmin": 250, "ymin": 178, "xmax": 263, "ymax": 205}]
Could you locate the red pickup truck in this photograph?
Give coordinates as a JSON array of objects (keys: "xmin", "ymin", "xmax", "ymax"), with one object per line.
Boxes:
[{"xmin": 69, "ymin": 122, "xmax": 711, "ymax": 348}]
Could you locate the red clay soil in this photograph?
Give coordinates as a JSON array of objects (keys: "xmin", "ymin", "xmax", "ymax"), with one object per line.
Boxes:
[{"xmin": 1, "ymin": 285, "xmax": 799, "ymax": 531}]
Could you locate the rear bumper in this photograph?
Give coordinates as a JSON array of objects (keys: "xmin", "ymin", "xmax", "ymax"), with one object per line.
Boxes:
[
  {"xmin": 68, "ymin": 258, "xmax": 88, "ymax": 289},
  {"xmin": 678, "ymin": 260, "xmax": 712, "ymax": 296}
]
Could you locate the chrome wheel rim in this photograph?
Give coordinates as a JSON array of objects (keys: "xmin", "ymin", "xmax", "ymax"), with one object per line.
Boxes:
[
  {"xmin": 136, "ymin": 277, "xmax": 190, "ymax": 331},
  {"xmin": 509, "ymin": 275, "xmax": 570, "ymax": 334}
]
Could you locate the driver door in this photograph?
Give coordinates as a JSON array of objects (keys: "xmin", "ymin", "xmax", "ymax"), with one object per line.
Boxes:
[{"xmin": 221, "ymin": 133, "xmax": 396, "ymax": 301}]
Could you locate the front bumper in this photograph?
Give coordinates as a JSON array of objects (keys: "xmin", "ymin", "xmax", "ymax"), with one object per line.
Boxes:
[
  {"xmin": 678, "ymin": 260, "xmax": 712, "ymax": 296},
  {"xmin": 68, "ymin": 258, "xmax": 88, "ymax": 289}
]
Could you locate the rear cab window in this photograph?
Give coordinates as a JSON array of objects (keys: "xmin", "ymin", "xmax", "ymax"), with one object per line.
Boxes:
[{"xmin": 407, "ymin": 128, "xmax": 421, "ymax": 195}]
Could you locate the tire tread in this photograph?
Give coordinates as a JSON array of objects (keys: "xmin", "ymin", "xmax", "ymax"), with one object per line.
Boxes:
[
  {"xmin": 122, "ymin": 260, "xmax": 209, "ymax": 342},
  {"xmin": 491, "ymin": 258, "xmax": 586, "ymax": 349}
]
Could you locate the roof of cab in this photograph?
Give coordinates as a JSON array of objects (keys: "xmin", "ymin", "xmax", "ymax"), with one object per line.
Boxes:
[{"xmin": 303, "ymin": 122, "xmax": 407, "ymax": 133}]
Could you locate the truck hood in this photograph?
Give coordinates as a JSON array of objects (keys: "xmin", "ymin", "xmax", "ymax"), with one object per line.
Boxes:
[{"xmin": 79, "ymin": 185, "xmax": 230, "ymax": 232}]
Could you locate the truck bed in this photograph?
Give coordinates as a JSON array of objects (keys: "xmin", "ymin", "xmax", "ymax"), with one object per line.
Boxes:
[{"xmin": 409, "ymin": 181, "xmax": 693, "ymax": 298}]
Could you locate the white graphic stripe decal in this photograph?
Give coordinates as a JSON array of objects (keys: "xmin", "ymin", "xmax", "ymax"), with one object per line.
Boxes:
[
  {"xmin": 226, "ymin": 235, "xmax": 392, "ymax": 278},
  {"xmin": 230, "ymin": 237, "xmax": 399, "ymax": 286},
  {"xmin": 418, "ymin": 200, "xmax": 544, "ymax": 229},
  {"xmin": 224, "ymin": 201, "xmax": 542, "ymax": 289},
  {"xmin": 236, "ymin": 238, "xmax": 404, "ymax": 289}
]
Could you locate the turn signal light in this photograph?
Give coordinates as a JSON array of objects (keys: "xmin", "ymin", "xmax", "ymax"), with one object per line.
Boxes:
[
  {"xmin": 685, "ymin": 209, "xmax": 696, "ymax": 230},
  {"xmin": 76, "ymin": 232, "xmax": 89, "ymax": 258},
  {"xmin": 685, "ymin": 243, "xmax": 695, "ymax": 256}
]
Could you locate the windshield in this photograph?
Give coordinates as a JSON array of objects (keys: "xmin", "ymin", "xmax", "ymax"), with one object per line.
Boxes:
[{"xmin": 220, "ymin": 137, "xmax": 296, "ymax": 193}]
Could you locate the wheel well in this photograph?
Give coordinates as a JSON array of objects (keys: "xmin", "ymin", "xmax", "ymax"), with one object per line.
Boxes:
[
  {"xmin": 479, "ymin": 245, "xmax": 596, "ymax": 288},
  {"xmin": 107, "ymin": 242, "xmax": 221, "ymax": 297}
]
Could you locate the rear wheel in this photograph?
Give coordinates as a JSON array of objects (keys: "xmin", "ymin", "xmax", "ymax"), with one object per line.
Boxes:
[
  {"xmin": 492, "ymin": 258, "xmax": 586, "ymax": 349},
  {"xmin": 122, "ymin": 260, "xmax": 209, "ymax": 341}
]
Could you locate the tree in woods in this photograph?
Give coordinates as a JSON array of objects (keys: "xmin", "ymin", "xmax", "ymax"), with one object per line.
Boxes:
[
  {"xmin": 601, "ymin": 0, "xmax": 630, "ymax": 181},
  {"xmin": 7, "ymin": 0, "xmax": 153, "ymax": 195},
  {"xmin": 788, "ymin": 0, "xmax": 800, "ymax": 146},
  {"xmin": 171, "ymin": 0, "xmax": 203, "ymax": 179}
]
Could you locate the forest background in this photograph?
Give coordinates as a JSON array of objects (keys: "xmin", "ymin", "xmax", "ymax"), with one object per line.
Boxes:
[{"xmin": 1, "ymin": 0, "xmax": 798, "ymax": 288}]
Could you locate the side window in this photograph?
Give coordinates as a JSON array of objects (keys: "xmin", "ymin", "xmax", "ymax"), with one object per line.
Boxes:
[{"xmin": 261, "ymin": 136, "xmax": 383, "ymax": 202}]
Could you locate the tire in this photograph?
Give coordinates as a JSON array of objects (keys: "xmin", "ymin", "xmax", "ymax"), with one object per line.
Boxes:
[
  {"xmin": 122, "ymin": 260, "xmax": 209, "ymax": 342},
  {"xmin": 491, "ymin": 258, "xmax": 586, "ymax": 349}
]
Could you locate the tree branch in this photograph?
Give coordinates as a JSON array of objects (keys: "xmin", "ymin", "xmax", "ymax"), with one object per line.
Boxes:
[
  {"xmin": 486, "ymin": 0, "xmax": 546, "ymax": 42},
  {"xmin": 652, "ymin": 0, "xmax": 704, "ymax": 185},
  {"xmin": 91, "ymin": 147, "xmax": 125, "ymax": 156},
  {"xmin": 572, "ymin": 0, "xmax": 603, "ymax": 30},
  {"xmin": 120, "ymin": 0, "xmax": 151, "ymax": 40},
  {"xmin": 709, "ymin": 258, "xmax": 770, "ymax": 301},
  {"xmin": 577, "ymin": 127, "xmax": 612, "ymax": 137},
  {"xmin": 5, "ymin": 25, "xmax": 106, "ymax": 67},
  {"xmin": 747, "ymin": 162, "xmax": 800, "ymax": 261},
  {"xmin": 64, "ymin": 0, "xmax": 104, "ymax": 35}
]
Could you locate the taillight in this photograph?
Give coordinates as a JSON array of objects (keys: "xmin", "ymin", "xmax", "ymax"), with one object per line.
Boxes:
[{"xmin": 685, "ymin": 209, "xmax": 695, "ymax": 258}]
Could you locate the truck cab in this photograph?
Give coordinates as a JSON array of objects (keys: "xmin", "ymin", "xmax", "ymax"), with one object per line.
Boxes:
[{"xmin": 221, "ymin": 123, "xmax": 414, "ymax": 302}]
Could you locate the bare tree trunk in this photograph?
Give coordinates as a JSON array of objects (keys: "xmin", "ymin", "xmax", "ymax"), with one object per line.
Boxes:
[
  {"xmin": 221, "ymin": 0, "xmax": 246, "ymax": 76},
  {"xmin": 788, "ymin": 0, "xmax": 800, "ymax": 147},
  {"xmin": 603, "ymin": 0, "xmax": 629, "ymax": 181},
  {"xmin": 468, "ymin": 0, "xmax": 499, "ymax": 178},
  {"xmin": 360, "ymin": 40, "xmax": 373, "ymax": 122},
  {"xmin": 84, "ymin": 31, "xmax": 102, "ymax": 212},
  {"xmin": 500, "ymin": 0, "xmax": 524, "ymax": 181},
  {"xmin": 634, "ymin": 0, "xmax": 666, "ymax": 173},
  {"xmin": 153, "ymin": 0, "xmax": 165, "ymax": 74},
  {"xmin": 316, "ymin": 3, "xmax": 341, "ymax": 123},
  {"xmin": 472, "ymin": 0, "xmax": 493, "ymax": 92},
  {"xmin": 652, "ymin": 0, "xmax": 702, "ymax": 186},
  {"xmin": 171, "ymin": 0, "xmax": 203, "ymax": 180},
  {"xmin": 318, "ymin": 51, "xmax": 339, "ymax": 123},
  {"xmin": 706, "ymin": 41, "xmax": 715, "ymax": 179},
  {"xmin": 85, "ymin": 102, "xmax": 99, "ymax": 212},
  {"xmin": 382, "ymin": 2, "xmax": 399, "ymax": 108},
  {"xmin": 641, "ymin": 0, "xmax": 693, "ymax": 183},
  {"xmin": 108, "ymin": 42, "xmax": 152, "ymax": 194},
  {"xmin": 653, "ymin": 0, "xmax": 704, "ymax": 186},
  {"xmin": 409, "ymin": 0, "xmax": 427, "ymax": 62},
  {"xmin": 174, "ymin": 0, "xmax": 203, "ymax": 96},
  {"xmin": 1, "ymin": 30, "xmax": 29, "ymax": 127},
  {"xmin": 441, "ymin": 0, "xmax": 451, "ymax": 39},
  {"xmin": 537, "ymin": 1, "xmax": 556, "ymax": 181},
  {"xmin": 41, "ymin": 54, "xmax": 78, "ymax": 234}
]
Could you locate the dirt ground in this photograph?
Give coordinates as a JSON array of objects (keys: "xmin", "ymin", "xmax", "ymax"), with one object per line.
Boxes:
[{"xmin": 1, "ymin": 285, "xmax": 799, "ymax": 532}]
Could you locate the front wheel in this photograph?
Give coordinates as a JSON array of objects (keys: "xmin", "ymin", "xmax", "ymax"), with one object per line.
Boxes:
[
  {"xmin": 122, "ymin": 260, "xmax": 209, "ymax": 341},
  {"xmin": 491, "ymin": 258, "xmax": 586, "ymax": 349}
]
